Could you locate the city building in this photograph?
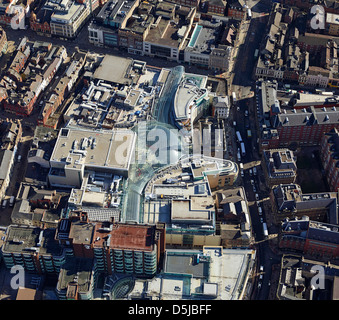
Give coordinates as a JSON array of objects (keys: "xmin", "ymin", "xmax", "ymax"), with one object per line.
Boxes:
[
  {"xmin": 279, "ymin": 217, "xmax": 339, "ymax": 259},
  {"xmin": 0, "ymin": 119, "xmax": 22, "ymax": 201},
  {"xmin": 208, "ymin": 45, "xmax": 233, "ymax": 72},
  {"xmin": 143, "ymin": 155, "xmax": 239, "ymax": 246},
  {"xmin": 211, "ymin": 96, "xmax": 229, "ymax": 119},
  {"xmin": 262, "ymin": 148, "xmax": 297, "ymax": 187},
  {"xmin": 88, "ymin": 0, "xmax": 141, "ymax": 49},
  {"xmin": 257, "ymin": 82, "xmax": 339, "ymax": 151},
  {"xmin": 255, "ymin": 3, "xmax": 339, "ymax": 88},
  {"xmin": 56, "ymin": 213, "xmax": 166, "ymax": 276},
  {"xmin": 215, "ymin": 187, "xmax": 252, "ymax": 248},
  {"xmin": 1, "ymin": 38, "xmax": 67, "ymax": 116},
  {"xmin": 127, "ymin": 247, "xmax": 256, "ymax": 300},
  {"xmin": 25, "ymin": 126, "xmax": 58, "ymax": 186},
  {"xmin": 326, "ymin": 13, "xmax": 339, "ymax": 36},
  {"xmin": 270, "ymin": 183, "xmax": 339, "ymax": 224},
  {"xmin": 48, "ymin": 126, "xmax": 137, "ymax": 188},
  {"xmin": 173, "ymin": 72, "xmax": 209, "ymax": 133},
  {"xmin": 55, "ymin": 256, "xmax": 95, "ymax": 300},
  {"xmin": 206, "ymin": 0, "xmax": 227, "ymax": 16},
  {"xmin": 0, "ymin": 26, "xmax": 7, "ymax": 56},
  {"xmin": 143, "ymin": 2, "xmax": 195, "ymax": 61},
  {"xmin": 86, "ymin": 54, "xmax": 145, "ymax": 86},
  {"xmin": 11, "ymin": 183, "xmax": 66, "ymax": 229},
  {"xmin": 49, "ymin": 0, "xmax": 97, "ymax": 39},
  {"xmin": 227, "ymin": 0, "xmax": 246, "ymax": 20},
  {"xmin": 320, "ymin": 128, "xmax": 339, "ymax": 192},
  {"xmin": 38, "ymin": 50, "xmax": 87, "ymax": 128},
  {"xmin": 1, "ymin": 225, "xmax": 69, "ymax": 274}
]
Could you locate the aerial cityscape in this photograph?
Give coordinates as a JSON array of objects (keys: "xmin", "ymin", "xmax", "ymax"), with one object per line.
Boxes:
[{"xmin": 0, "ymin": 0, "xmax": 338, "ymax": 305}]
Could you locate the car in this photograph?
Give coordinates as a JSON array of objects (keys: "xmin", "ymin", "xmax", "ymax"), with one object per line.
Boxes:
[
  {"xmin": 249, "ymin": 169, "xmax": 253, "ymax": 176},
  {"xmin": 255, "ymin": 193, "xmax": 259, "ymax": 200},
  {"xmin": 260, "ymin": 265, "xmax": 264, "ymax": 272},
  {"xmin": 259, "ymin": 274, "xmax": 263, "ymax": 280},
  {"xmin": 250, "ymin": 179, "xmax": 254, "ymax": 185},
  {"xmin": 258, "ymin": 282, "xmax": 262, "ymax": 289},
  {"xmin": 258, "ymin": 207, "xmax": 263, "ymax": 215},
  {"xmin": 260, "ymin": 217, "xmax": 264, "ymax": 223},
  {"xmin": 253, "ymin": 185, "xmax": 257, "ymax": 193}
]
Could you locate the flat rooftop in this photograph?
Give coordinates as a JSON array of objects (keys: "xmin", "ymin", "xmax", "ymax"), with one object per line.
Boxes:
[
  {"xmin": 93, "ymin": 223, "xmax": 156, "ymax": 251},
  {"xmin": 171, "ymin": 198, "xmax": 213, "ymax": 223},
  {"xmin": 50, "ymin": 127, "xmax": 136, "ymax": 171},
  {"xmin": 145, "ymin": 18, "xmax": 183, "ymax": 48},
  {"xmin": 93, "ymin": 55, "xmax": 134, "ymax": 85},
  {"xmin": 2, "ymin": 226, "xmax": 62, "ymax": 256},
  {"xmin": 57, "ymin": 257, "xmax": 94, "ymax": 294}
]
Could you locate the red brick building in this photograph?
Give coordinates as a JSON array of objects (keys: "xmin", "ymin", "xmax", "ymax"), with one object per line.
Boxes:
[
  {"xmin": 320, "ymin": 128, "xmax": 339, "ymax": 192},
  {"xmin": 280, "ymin": 218, "xmax": 339, "ymax": 259},
  {"xmin": 261, "ymin": 105, "xmax": 339, "ymax": 150},
  {"xmin": 227, "ymin": 0, "xmax": 246, "ymax": 19}
]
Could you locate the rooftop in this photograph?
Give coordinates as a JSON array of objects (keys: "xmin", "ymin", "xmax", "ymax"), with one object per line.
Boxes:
[
  {"xmin": 2, "ymin": 225, "xmax": 62, "ymax": 256},
  {"xmin": 174, "ymin": 73, "xmax": 208, "ymax": 121},
  {"xmin": 92, "ymin": 222, "xmax": 157, "ymax": 251},
  {"xmin": 92, "ymin": 55, "xmax": 135, "ymax": 85},
  {"xmin": 50, "ymin": 126, "xmax": 136, "ymax": 171}
]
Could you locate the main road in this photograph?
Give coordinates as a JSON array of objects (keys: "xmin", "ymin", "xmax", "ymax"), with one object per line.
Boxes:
[{"xmin": 230, "ymin": 0, "xmax": 283, "ymax": 300}]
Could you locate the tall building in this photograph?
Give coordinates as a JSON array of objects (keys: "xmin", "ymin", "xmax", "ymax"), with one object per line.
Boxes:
[
  {"xmin": 1, "ymin": 225, "xmax": 70, "ymax": 274},
  {"xmin": 56, "ymin": 213, "xmax": 166, "ymax": 276}
]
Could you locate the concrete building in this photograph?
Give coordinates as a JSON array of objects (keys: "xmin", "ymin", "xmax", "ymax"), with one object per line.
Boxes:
[
  {"xmin": 270, "ymin": 183, "xmax": 339, "ymax": 224},
  {"xmin": 56, "ymin": 256, "xmax": 95, "ymax": 300},
  {"xmin": 128, "ymin": 247, "xmax": 256, "ymax": 300},
  {"xmin": 173, "ymin": 73, "xmax": 209, "ymax": 133},
  {"xmin": 88, "ymin": 0, "xmax": 140, "ymax": 49},
  {"xmin": 143, "ymin": 3, "xmax": 195, "ymax": 61},
  {"xmin": 1, "ymin": 225, "xmax": 68, "ymax": 274},
  {"xmin": 211, "ymin": 96, "xmax": 229, "ymax": 119},
  {"xmin": 88, "ymin": 54, "xmax": 144, "ymax": 86},
  {"xmin": 48, "ymin": 126, "xmax": 136, "ymax": 188},
  {"xmin": 0, "ymin": 120, "xmax": 22, "ymax": 201},
  {"xmin": 209, "ymin": 45, "xmax": 233, "ymax": 72},
  {"xmin": 49, "ymin": 0, "xmax": 96, "ymax": 39},
  {"xmin": 262, "ymin": 148, "xmax": 297, "ymax": 187},
  {"xmin": 215, "ymin": 187, "xmax": 252, "ymax": 248},
  {"xmin": 58, "ymin": 214, "xmax": 166, "ymax": 276},
  {"xmin": 11, "ymin": 183, "xmax": 65, "ymax": 229}
]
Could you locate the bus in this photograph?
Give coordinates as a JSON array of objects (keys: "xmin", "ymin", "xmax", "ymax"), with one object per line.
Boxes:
[
  {"xmin": 239, "ymin": 163, "xmax": 244, "ymax": 177},
  {"xmin": 263, "ymin": 222, "xmax": 268, "ymax": 238},
  {"xmin": 236, "ymin": 131, "xmax": 242, "ymax": 143},
  {"xmin": 232, "ymin": 92, "xmax": 237, "ymax": 103},
  {"xmin": 240, "ymin": 142, "xmax": 246, "ymax": 156}
]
